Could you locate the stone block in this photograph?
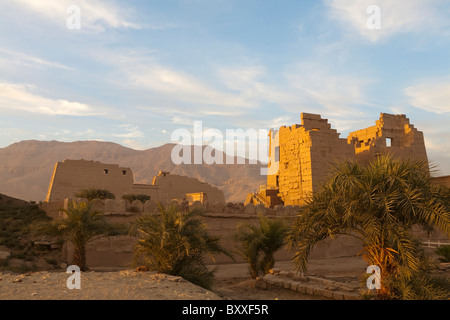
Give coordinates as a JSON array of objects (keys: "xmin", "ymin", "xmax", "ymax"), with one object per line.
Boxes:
[
  {"xmin": 255, "ymin": 204, "xmax": 266, "ymax": 215},
  {"xmin": 313, "ymin": 287, "xmax": 325, "ymax": 296},
  {"xmin": 91, "ymin": 198, "xmax": 104, "ymax": 212},
  {"xmin": 295, "ymin": 284, "xmax": 306, "ymax": 294},
  {"xmin": 104, "ymin": 199, "xmax": 117, "ymax": 212},
  {"xmin": 244, "ymin": 203, "xmax": 256, "ymax": 215},
  {"xmin": 263, "ymin": 274, "xmax": 278, "ymax": 285},
  {"xmin": 323, "ymin": 289, "xmax": 334, "ymax": 299},
  {"xmin": 283, "ymin": 205, "xmax": 293, "ymax": 215},
  {"xmin": 283, "ymin": 280, "xmax": 292, "ymax": 289},
  {"xmin": 305, "ymin": 286, "xmax": 316, "ymax": 295},
  {"xmin": 274, "ymin": 205, "xmax": 284, "ymax": 215},
  {"xmin": 332, "ymin": 292, "xmax": 345, "ymax": 300},
  {"xmin": 117, "ymin": 199, "xmax": 129, "ymax": 212},
  {"xmin": 212, "ymin": 202, "xmax": 224, "ymax": 213},
  {"xmin": 131, "ymin": 200, "xmax": 144, "ymax": 212},
  {"xmin": 290, "ymin": 281, "xmax": 300, "ymax": 291}
]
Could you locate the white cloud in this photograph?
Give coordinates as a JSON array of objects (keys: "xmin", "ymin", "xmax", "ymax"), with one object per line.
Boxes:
[
  {"xmin": 0, "ymin": 48, "xmax": 72, "ymax": 70},
  {"xmin": 326, "ymin": 0, "xmax": 448, "ymax": 42},
  {"xmin": 113, "ymin": 124, "xmax": 144, "ymax": 138},
  {"xmin": 126, "ymin": 64, "xmax": 251, "ymax": 108},
  {"xmin": 217, "ymin": 66, "xmax": 301, "ymax": 106},
  {"xmin": 405, "ymin": 82, "xmax": 450, "ymax": 114},
  {"xmin": 0, "ymin": 82, "xmax": 101, "ymax": 116},
  {"xmin": 284, "ymin": 63, "xmax": 375, "ymax": 116},
  {"xmin": 8, "ymin": 0, "xmax": 139, "ymax": 31}
]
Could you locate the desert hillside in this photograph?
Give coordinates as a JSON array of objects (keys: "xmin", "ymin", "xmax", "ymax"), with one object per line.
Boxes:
[{"xmin": 0, "ymin": 140, "xmax": 265, "ymax": 203}]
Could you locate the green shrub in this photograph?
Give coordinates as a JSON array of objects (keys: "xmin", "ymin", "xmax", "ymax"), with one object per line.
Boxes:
[
  {"xmin": 132, "ymin": 204, "xmax": 231, "ymax": 289},
  {"xmin": 234, "ymin": 215, "xmax": 287, "ymax": 278},
  {"xmin": 122, "ymin": 194, "xmax": 150, "ymax": 203},
  {"xmin": 75, "ymin": 188, "xmax": 115, "ymax": 201}
]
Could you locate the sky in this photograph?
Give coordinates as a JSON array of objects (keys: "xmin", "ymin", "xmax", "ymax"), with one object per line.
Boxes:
[{"xmin": 0, "ymin": 0, "xmax": 449, "ymax": 175}]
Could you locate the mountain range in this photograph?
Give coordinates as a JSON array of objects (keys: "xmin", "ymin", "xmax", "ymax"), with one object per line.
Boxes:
[{"xmin": 0, "ymin": 140, "xmax": 266, "ymax": 203}]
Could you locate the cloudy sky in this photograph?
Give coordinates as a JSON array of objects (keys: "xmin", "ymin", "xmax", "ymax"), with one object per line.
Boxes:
[{"xmin": 0, "ymin": 0, "xmax": 449, "ymax": 175}]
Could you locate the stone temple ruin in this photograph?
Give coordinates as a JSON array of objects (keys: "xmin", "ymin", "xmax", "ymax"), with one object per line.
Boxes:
[
  {"xmin": 246, "ymin": 112, "xmax": 435, "ymax": 207},
  {"xmin": 45, "ymin": 159, "xmax": 225, "ymax": 204},
  {"xmin": 38, "ymin": 112, "xmax": 449, "ymax": 268}
]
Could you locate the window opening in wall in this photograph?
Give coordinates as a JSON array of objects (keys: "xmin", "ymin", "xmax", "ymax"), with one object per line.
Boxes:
[
  {"xmin": 104, "ymin": 169, "xmax": 109, "ymax": 174},
  {"xmin": 122, "ymin": 170, "xmax": 127, "ymax": 175},
  {"xmin": 274, "ymin": 146, "xmax": 280, "ymax": 162},
  {"xmin": 386, "ymin": 137, "xmax": 392, "ymax": 147}
]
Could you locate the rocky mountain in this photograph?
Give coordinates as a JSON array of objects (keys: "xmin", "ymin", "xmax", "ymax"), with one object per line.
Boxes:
[{"xmin": 0, "ymin": 140, "xmax": 266, "ymax": 203}]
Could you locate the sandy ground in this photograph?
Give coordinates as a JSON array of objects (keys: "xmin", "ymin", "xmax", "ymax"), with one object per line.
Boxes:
[
  {"xmin": 0, "ymin": 270, "xmax": 221, "ymax": 300},
  {"xmin": 0, "ymin": 256, "xmax": 368, "ymax": 300}
]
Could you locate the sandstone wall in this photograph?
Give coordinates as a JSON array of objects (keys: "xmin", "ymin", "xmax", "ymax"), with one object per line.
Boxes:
[
  {"xmin": 152, "ymin": 173, "xmax": 226, "ymax": 204},
  {"xmin": 348, "ymin": 113, "xmax": 428, "ymax": 164},
  {"xmin": 59, "ymin": 199, "xmax": 449, "ymax": 269},
  {"xmin": 277, "ymin": 114, "xmax": 354, "ymax": 206},
  {"xmin": 45, "ymin": 160, "xmax": 134, "ymax": 202},
  {"xmin": 59, "ymin": 199, "xmax": 364, "ymax": 268},
  {"xmin": 45, "ymin": 160, "xmax": 226, "ymax": 206}
]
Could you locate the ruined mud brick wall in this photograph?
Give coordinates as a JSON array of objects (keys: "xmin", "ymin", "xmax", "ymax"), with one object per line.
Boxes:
[
  {"xmin": 45, "ymin": 160, "xmax": 136, "ymax": 202},
  {"xmin": 59, "ymin": 199, "xmax": 447, "ymax": 268},
  {"xmin": 152, "ymin": 173, "xmax": 225, "ymax": 204},
  {"xmin": 61, "ymin": 200, "xmax": 363, "ymax": 268},
  {"xmin": 277, "ymin": 113, "xmax": 354, "ymax": 206},
  {"xmin": 45, "ymin": 160, "xmax": 226, "ymax": 205},
  {"xmin": 347, "ymin": 113, "xmax": 428, "ymax": 164}
]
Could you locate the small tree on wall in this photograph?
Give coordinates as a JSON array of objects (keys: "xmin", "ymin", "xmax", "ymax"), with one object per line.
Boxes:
[
  {"xmin": 75, "ymin": 188, "xmax": 115, "ymax": 201},
  {"xmin": 122, "ymin": 194, "xmax": 150, "ymax": 203}
]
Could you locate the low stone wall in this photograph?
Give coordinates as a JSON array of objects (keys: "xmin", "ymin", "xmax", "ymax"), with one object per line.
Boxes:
[
  {"xmin": 62, "ymin": 210, "xmax": 363, "ymax": 268},
  {"xmin": 47, "ymin": 198, "xmax": 449, "ymax": 269},
  {"xmin": 256, "ymin": 270, "xmax": 362, "ymax": 300},
  {"xmin": 39, "ymin": 200, "xmax": 66, "ymax": 219},
  {"xmin": 50, "ymin": 198, "xmax": 301, "ymax": 217}
]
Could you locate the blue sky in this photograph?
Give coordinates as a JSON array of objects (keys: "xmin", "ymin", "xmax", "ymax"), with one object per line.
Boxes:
[{"xmin": 0, "ymin": 0, "xmax": 449, "ymax": 175}]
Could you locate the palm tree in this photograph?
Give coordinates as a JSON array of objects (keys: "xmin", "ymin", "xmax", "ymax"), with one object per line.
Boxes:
[
  {"xmin": 234, "ymin": 215, "xmax": 287, "ymax": 278},
  {"xmin": 286, "ymin": 155, "xmax": 450, "ymax": 299},
  {"xmin": 131, "ymin": 203, "xmax": 231, "ymax": 289},
  {"xmin": 33, "ymin": 200, "xmax": 110, "ymax": 271}
]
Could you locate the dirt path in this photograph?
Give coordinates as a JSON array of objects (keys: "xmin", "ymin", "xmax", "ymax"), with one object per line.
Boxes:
[{"xmin": 210, "ymin": 256, "xmax": 368, "ymax": 300}]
